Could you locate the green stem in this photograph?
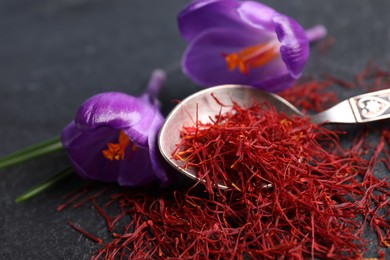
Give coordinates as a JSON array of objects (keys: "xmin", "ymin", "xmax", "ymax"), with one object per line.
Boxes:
[
  {"xmin": 0, "ymin": 136, "xmax": 63, "ymax": 169},
  {"xmin": 15, "ymin": 167, "xmax": 74, "ymax": 203}
]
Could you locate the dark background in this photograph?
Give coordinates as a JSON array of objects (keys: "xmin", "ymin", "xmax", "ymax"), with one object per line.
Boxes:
[{"xmin": 0, "ymin": 0, "xmax": 389, "ymax": 258}]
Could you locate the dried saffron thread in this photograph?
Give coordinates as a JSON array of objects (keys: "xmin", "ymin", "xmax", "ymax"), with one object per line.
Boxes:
[
  {"xmin": 171, "ymin": 97, "xmax": 388, "ymax": 258},
  {"xmin": 72, "ymin": 187, "xmax": 109, "ymax": 208},
  {"xmin": 57, "ymin": 187, "xmax": 89, "ymax": 212},
  {"xmin": 68, "ymin": 221, "xmax": 103, "ymax": 244}
]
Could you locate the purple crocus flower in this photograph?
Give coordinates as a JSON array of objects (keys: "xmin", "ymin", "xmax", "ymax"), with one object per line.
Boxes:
[
  {"xmin": 61, "ymin": 70, "xmax": 171, "ymax": 187},
  {"xmin": 178, "ymin": 0, "xmax": 326, "ymax": 92}
]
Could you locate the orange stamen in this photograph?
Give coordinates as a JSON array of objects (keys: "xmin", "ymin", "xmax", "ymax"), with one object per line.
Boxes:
[
  {"xmin": 223, "ymin": 42, "xmax": 279, "ymax": 75},
  {"xmin": 102, "ymin": 130, "xmax": 134, "ymax": 161}
]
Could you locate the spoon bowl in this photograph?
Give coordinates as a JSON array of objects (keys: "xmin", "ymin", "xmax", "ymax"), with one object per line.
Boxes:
[
  {"xmin": 158, "ymin": 84, "xmax": 302, "ymax": 189},
  {"xmin": 158, "ymin": 84, "xmax": 390, "ymax": 189}
]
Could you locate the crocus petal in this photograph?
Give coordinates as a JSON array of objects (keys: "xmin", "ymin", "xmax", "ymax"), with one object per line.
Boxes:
[
  {"xmin": 117, "ymin": 104, "xmax": 168, "ymax": 186},
  {"xmin": 147, "ymin": 112, "xmax": 171, "ymax": 184},
  {"xmin": 273, "ymin": 14, "xmax": 309, "ymax": 79},
  {"xmin": 178, "ymin": 0, "xmax": 242, "ymax": 42},
  {"xmin": 74, "ymin": 92, "xmax": 155, "ymax": 148},
  {"xmin": 251, "ymin": 73, "xmax": 297, "ymax": 93},
  {"xmin": 61, "ymin": 124, "xmax": 122, "ymax": 182},
  {"xmin": 237, "ymin": 1, "xmax": 277, "ymax": 31},
  {"xmin": 116, "ymin": 144, "xmax": 157, "ymax": 186}
]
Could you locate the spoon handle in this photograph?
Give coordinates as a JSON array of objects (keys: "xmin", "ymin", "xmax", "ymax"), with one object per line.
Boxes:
[{"xmin": 310, "ymin": 88, "xmax": 390, "ymax": 124}]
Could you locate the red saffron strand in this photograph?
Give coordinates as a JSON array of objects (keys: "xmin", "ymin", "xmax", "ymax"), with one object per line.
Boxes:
[{"xmin": 68, "ymin": 221, "xmax": 103, "ymax": 244}]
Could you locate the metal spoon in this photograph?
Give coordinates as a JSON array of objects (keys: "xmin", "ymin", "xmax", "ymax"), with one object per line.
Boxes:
[{"xmin": 158, "ymin": 84, "xmax": 390, "ymax": 189}]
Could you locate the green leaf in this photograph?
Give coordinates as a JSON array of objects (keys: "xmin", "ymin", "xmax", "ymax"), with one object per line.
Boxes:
[
  {"xmin": 0, "ymin": 136, "xmax": 63, "ymax": 169},
  {"xmin": 15, "ymin": 167, "xmax": 74, "ymax": 203}
]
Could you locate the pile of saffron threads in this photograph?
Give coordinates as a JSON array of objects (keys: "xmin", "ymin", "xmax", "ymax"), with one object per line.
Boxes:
[
  {"xmin": 171, "ymin": 98, "xmax": 389, "ymax": 258},
  {"xmin": 59, "ymin": 64, "xmax": 390, "ymax": 259}
]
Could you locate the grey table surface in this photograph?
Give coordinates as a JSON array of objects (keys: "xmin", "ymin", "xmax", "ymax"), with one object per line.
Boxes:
[{"xmin": 0, "ymin": 0, "xmax": 389, "ymax": 259}]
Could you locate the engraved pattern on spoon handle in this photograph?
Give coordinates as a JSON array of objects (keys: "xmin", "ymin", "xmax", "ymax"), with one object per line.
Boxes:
[{"xmin": 349, "ymin": 89, "xmax": 390, "ymax": 123}]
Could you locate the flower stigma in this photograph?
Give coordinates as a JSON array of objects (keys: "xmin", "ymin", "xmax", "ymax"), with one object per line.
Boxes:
[
  {"xmin": 102, "ymin": 130, "xmax": 136, "ymax": 161},
  {"xmin": 223, "ymin": 41, "xmax": 279, "ymax": 75}
]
